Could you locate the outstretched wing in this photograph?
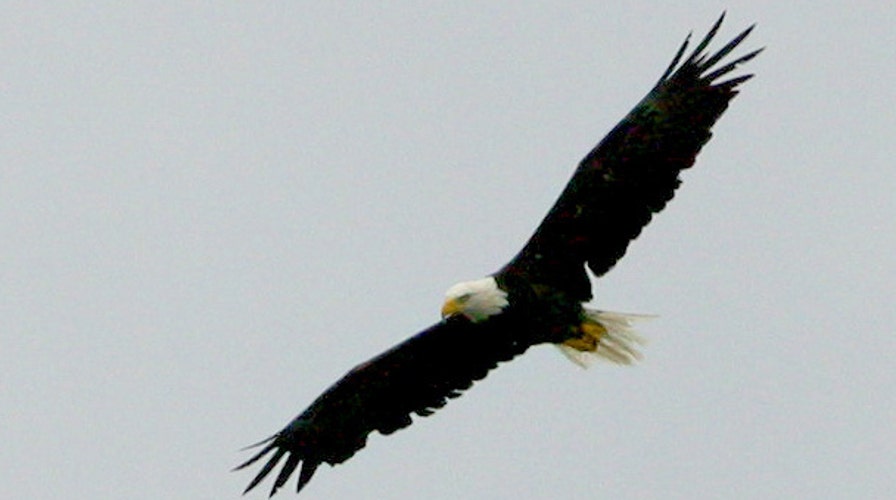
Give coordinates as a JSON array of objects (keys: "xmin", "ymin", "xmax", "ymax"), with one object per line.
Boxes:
[
  {"xmin": 500, "ymin": 14, "xmax": 761, "ymax": 300},
  {"xmin": 236, "ymin": 316, "xmax": 530, "ymax": 496}
]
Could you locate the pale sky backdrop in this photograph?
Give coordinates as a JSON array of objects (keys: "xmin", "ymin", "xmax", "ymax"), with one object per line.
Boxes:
[{"xmin": 3, "ymin": 2, "xmax": 894, "ymax": 499}]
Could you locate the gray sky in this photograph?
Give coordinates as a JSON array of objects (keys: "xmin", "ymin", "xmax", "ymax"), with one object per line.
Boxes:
[{"xmin": 3, "ymin": 2, "xmax": 894, "ymax": 499}]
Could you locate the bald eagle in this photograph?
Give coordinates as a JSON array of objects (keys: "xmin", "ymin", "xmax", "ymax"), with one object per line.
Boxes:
[{"xmin": 237, "ymin": 14, "xmax": 760, "ymax": 496}]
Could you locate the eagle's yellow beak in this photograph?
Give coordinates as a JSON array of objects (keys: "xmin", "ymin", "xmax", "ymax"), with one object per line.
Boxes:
[{"xmin": 441, "ymin": 298, "xmax": 462, "ymax": 319}]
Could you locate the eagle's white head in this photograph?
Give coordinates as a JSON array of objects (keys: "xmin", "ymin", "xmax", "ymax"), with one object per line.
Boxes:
[{"xmin": 441, "ymin": 276, "xmax": 509, "ymax": 323}]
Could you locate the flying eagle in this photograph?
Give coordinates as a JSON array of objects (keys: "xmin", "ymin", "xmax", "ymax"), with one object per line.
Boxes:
[{"xmin": 237, "ymin": 14, "xmax": 760, "ymax": 496}]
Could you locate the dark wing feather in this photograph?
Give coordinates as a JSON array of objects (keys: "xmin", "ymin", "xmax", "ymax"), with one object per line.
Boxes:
[
  {"xmin": 236, "ymin": 317, "xmax": 530, "ymax": 496},
  {"xmin": 500, "ymin": 14, "xmax": 761, "ymax": 300}
]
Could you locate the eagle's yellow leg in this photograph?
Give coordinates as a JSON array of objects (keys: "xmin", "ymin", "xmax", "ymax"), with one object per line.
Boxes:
[
  {"xmin": 562, "ymin": 321, "xmax": 607, "ymax": 352},
  {"xmin": 556, "ymin": 310, "xmax": 651, "ymax": 368}
]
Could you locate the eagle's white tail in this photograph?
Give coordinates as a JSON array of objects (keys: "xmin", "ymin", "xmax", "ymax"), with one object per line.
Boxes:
[{"xmin": 556, "ymin": 309, "xmax": 653, "ymax": 368}]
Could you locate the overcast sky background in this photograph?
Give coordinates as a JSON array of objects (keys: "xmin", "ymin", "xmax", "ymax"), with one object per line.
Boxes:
[{"xmin": 3, "ymin": 2, "xmax": 894, "ymax": 499}]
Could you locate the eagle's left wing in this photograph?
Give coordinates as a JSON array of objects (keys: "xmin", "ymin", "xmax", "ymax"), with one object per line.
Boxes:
[{"xmin": 236, "ymin": 316, "xmax": 529, "ymax": 496}]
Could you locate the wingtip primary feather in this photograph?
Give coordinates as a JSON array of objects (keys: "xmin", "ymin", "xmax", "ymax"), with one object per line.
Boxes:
[
  {"xmin": 234, "ymin": 436, "xmax": 278, "ymax": 472},
  {"xmin": 269, "ymin": 453, "xmax": 301, "ymax": 497},
  {"xmin": 295, "ymin": 461, "xmax": 320, "ymax": 495},
  {"xmin": 658, "ymin": 13, "xmax": 760, "ymax": 89},
  {"xmin": 237, "ymin": 434, "xmax": 277, "ymax": 455},
  {"xmin": 236, "ymin": 432, "xmax": 323, "ymax": 497},
  {"xmin": 657, "ymin": 32, "xmax": 692, "ymax": 84},
  {"xmin": 702, "ymin": 46, "xmax": 764, "ymax": 84},
  {"xmin": 697, "ymin": 23, "xmax": 757, "ymax": 74},
  {"xmin": 684, "ymin": 12, "xmax": 726, "ymax": 67},
  {"xmin": 241, "ymin": 447, "xmax": 288, "ymax": 495}
]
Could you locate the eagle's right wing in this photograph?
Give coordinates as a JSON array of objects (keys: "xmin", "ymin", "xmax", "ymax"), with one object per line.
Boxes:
[{"xmin": 501, "ymin": 14, "xmax": 761, "ymax": 300}]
